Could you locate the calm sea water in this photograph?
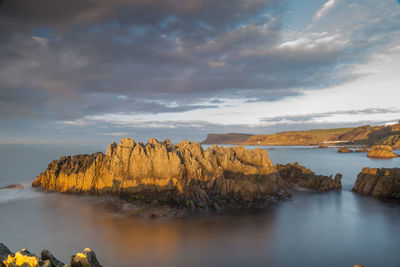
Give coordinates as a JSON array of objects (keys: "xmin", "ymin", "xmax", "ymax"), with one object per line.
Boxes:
[{"xmin": 0, "ymin": 144, "xmax": 399, "ymax": 267}]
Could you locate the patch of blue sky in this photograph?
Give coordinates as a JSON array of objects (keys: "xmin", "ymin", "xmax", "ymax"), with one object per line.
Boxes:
[
  {"xmin": 129, "ymin": 26, "xmax": 150, "ymax": 36},
  {"xmin": 30, "ymin": 26, "xmax": 53, "ymax": 39},
  {"xmin": 160, "ymin": 15, "xmax": 178, "ymax": 30},
  {"xmin": 283, "ymin": 0, "xmax": 327, "ymax": 31}
]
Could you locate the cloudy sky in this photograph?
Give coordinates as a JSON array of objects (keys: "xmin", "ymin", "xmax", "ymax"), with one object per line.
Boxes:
[{"xmin": 0, "ymin": 0, "xmax": 400, "ymax": 144}]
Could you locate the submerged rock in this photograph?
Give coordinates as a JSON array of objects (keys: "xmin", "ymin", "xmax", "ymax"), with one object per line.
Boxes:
[
  {"xmin": 337, "ymin": 147, "xmax": 353, "ymax": 153},
  {"xmin": 0, "ymin": 184, "xmax": 23, "ymax": 190},
  {"xmin": 367, "ymin": 145, "xmax": 398, "ymax": 158},
  {"xmin": 0, "ymin": 244, "xmax": 101, "ymax": 267},
  {"xmin": 276, "ymin": 162, "xmax": 342, "ymax": 191},
  {"xmin": 352, "ymin": 167, "xmax": 400, "ymax": 199},
  {"xmin": 33, "ymin": 138, "xmax": 290, "ymax": 210}
]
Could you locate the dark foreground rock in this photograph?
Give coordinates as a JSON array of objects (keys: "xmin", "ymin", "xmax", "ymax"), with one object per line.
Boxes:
[
  {"xmin": 367, "ymin": 145, "xmax": 398, "ymax": 158},
  {"xmin": 0, "ymin": 184, "xmax": 23, "ymax": 190},
  {"xmin": 276, "ymin": 162, "xmax": 342, "ymax": 191},
  {"xmin": 0, "ymin": 243, "xmax": 101, "ymax": 267},
  {"xmin": 352, "ymin": 168, "xmax": 400, "ymax": 199}
]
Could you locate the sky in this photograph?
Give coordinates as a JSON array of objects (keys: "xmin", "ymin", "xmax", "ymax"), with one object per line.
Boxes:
[{"xmin": 0, "ymin": 0, "xmax": 400, "ymax": 144}]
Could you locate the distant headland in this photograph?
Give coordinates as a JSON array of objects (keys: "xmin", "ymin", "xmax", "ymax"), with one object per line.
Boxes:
[{"xmin": 201, "ymin": 122, "xmax": 400, "ymax": 148}]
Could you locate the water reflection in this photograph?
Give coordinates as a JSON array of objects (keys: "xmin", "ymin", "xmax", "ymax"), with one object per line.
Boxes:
[{"xmin": 0, "ymin": 145, "xmax": 399, "ymax": 267}]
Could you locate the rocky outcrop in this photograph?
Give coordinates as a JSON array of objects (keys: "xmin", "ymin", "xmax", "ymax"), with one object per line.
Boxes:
[
  {"xmin": 0, "ymin": 244, "xmax": 101, "ymax": 267},
  {"xmin": 337, "ymin": 147, "xmax": 353, "ymax": 153},
  {"xmin": 352, "ymin": 168, "xmax": 400, "ymax": 199},
  {"xmin": 367, "ymin": 145, "xmax": 398, "ymax": 158},
  {"xmin": 33, "ymin": 138, "xmax": 291, "ymax": 209},
  {"xmin": 0, "ymin": 184, "xmax": 23, "ymax": 190},
  {"xmin": 276, "ymin": 162, "xmax": 342, "ymax": 191}
]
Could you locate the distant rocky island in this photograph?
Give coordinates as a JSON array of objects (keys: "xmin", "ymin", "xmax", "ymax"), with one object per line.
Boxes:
[
  {"xmin": 201, "ymin": 122, "xmax": 400, "ymax": 147},
  {"xmin": 32, "ymin": 138, "xmax": 342, "ymax": 213}
]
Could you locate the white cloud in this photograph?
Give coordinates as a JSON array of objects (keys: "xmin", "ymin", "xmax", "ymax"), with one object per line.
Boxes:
[{"xmin": 313, "ymin": 0, "xmax": 337, "ymax": 22}]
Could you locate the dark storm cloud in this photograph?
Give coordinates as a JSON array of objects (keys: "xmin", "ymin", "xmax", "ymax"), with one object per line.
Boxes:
[
  {"xmin": 0, "ymin": 0, "xmax": 399, "ymax": 123},
  {"xmin": 261, "ymin": 108, "xmax": 400, "ymax": 123}
]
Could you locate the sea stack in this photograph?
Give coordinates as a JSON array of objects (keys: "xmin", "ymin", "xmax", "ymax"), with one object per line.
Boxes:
[{"xmin": 33, "ymin": 138, "xmax": 290, "ymax": 209}]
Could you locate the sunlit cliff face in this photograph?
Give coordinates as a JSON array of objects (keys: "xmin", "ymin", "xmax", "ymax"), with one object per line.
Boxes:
[{"xmin": 1, "ymin": 0, "xmax": 400, "ymax": 143}]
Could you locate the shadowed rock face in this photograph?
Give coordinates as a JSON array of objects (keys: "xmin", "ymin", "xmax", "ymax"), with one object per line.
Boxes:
[
  {"xmin": 352, "ymin": 168, "xmax": 400, "ymax": 199},
  {"xmin": 33, "ymin": 138, "xmax": 290, "ymax": 209},
  {"xmin": 367, "ymin": 145, "xmax": 398, "ymax": 158},
  {"xmin": 276, "ymin": 162, "xmax": 342, "ymax": 191}
]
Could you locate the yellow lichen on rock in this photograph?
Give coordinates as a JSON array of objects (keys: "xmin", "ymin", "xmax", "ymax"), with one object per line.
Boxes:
[{"xmin": 5, "ymin": 251, "xmax": 39, "ymax": 267}]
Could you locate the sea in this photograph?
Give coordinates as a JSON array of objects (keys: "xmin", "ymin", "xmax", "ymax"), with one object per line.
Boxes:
[{"xmin": 0, "ymin": 144, "xmax": 399, "ymax": 267}]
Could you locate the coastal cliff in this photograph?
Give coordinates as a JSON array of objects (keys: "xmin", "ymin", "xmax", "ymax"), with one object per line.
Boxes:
[
  {"xmin": 200, "ymin": 122, "xmax": 400, "ymax": 146},
  {"xmin": 33, "ymin": 138, "xmax": 290, "ymax": 209},
  {"xmin": 352, "ymin": 168, "xmax": 400, "ymax": 199},
  {"xmin": 377, "ymin": 135, "xmax": 400, "ymax": 149},
  {"xmin": 242, "ymin": 128, "xmax": 353, "ymax": 146}
]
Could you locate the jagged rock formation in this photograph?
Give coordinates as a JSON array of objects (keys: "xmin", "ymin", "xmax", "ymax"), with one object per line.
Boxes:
[
  {"xmin": 0, "ymin": 243, "xmax": 101, "ymax": 267},
  {"xmin": 201, "ymin": 133, "xmax": 254, "ymax": 145},
  {"xmin": 337, "ymin": 147, "xmax": 353, "ymax": 153},
  {"xmin": 367, "ymin": 145, "xmax": 398, "ymax": 158},
  {"xmin": 276, "ymin": 162, "xmax": 342, "ymax": 191},
  {"xmin": 352, "ymin": 168, "xmax": 400, "ymax": 199},
  {"xmin": 33, "ymin": 138, "xmax": 291, "ymax": 209}
]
